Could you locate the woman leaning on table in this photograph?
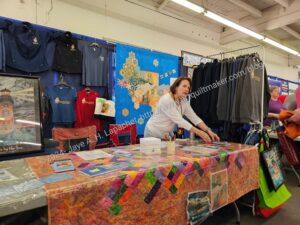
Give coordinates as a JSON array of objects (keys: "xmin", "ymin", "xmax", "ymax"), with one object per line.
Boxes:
[{"xmin": 144, "ymin": 77, "xmax": 220, "ymax": 143}]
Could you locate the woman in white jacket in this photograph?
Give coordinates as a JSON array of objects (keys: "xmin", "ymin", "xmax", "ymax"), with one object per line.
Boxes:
[{"xmin": 144, "ymin": 77, "xmax": 219, "ymax": 143}]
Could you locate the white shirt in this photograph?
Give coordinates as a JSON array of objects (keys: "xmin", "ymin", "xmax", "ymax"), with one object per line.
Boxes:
[{"xmin": 145, "ymin": 93, "xmax": 203, "ymax": 138}]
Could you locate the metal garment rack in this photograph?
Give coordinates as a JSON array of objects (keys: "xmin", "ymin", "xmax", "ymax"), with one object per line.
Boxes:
[{"xmin": 205, "ymin": 45, "xmax": 265, "ymax": 224}]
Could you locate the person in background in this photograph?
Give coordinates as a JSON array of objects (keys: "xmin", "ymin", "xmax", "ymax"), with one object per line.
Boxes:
[
  {"xmin": 144, "ymin": 77, "xmax": 220, "ymax": 143},
  {"xmin": 264, "ymin": 86, "xmax": 286, "ymax": 127},
  {"xmin": 288, "ymin": 87, "xmax": 300, "ymax": 124}
]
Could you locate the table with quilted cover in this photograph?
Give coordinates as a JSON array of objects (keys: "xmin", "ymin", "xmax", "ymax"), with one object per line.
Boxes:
[{"xmin": 26, "ymin": 141, "xmax": 259, "ymax": 225}]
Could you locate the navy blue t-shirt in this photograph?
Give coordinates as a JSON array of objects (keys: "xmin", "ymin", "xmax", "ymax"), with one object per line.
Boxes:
[{"xmin": 45, "ymin": 85, "xmax": 77, "ymax": 123}]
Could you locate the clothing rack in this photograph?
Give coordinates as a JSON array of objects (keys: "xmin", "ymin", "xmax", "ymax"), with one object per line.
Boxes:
[
  {"xmin": 205, "ymin": 45, "xmax": 265, "ymax": 218},
  {"xmin": 205, "ymin": 45, "xmax": 265, "ymax": 128},
  {"xmin": 206, "ymin": 45, "xmax": 261, "ymax": 59}
]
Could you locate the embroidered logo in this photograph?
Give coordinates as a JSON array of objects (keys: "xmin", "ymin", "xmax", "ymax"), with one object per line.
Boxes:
[
  {"xmin": 70, "ymin": 44, "xmax": 76, "ymax": 51},
  {"xmin": 32, "ymin": 37, "xmax": 39, "ymax": 45},
  {"xmin": 55, "ymin": 97, "xmax": 60, "ymax": 104},
  {"xmin": 82, "ymin": 98, "xmax": 94, "ymax": 105}
]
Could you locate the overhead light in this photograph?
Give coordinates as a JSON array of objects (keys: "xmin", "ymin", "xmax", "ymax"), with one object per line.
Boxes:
[
  {"xmin": 263, "ymin": 38, "xmax": 299, "ymax": 55},
  {"xmin": 172, "ymin": 0, "xmax": 300, "ymax": 56},
  {"xmin": 171, "ymin": 0, "xmax": 204, "ymax": 13},
  {"xmin": 204, "ymin": 11, "xmax": 264, "ymax": 40}
]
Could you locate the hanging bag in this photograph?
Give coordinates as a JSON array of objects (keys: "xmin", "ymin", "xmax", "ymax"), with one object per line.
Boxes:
[
  {"xmin": 52, "ymin": 125, "xmax": 97, "ymax": 152},
  {"xmin": 276, "ymin": 126, "xmax": 300, "ymax": 165}
]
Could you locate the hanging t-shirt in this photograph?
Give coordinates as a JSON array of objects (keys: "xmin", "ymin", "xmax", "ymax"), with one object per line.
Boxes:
[
  {"xmin": 75, "ymin": 89, "xmax": 101, "ymax": 130},
  {"xmin": 52, "ymin": 32, "xmax": 82, "ymax": 74},
  {"xmin": 0, "ymin": 30, "xmax": 5, "ymax": 71},
  {"xmin": 45, "ymin": 85, "xmax": 77, "ymax": 123},
  {"xmin": 2, "ymin": 21, "xmax": 54, "ymax": 73},
  {"xmin": 82, "ymin": 45, "xmax": 108, "ymax": 86}
]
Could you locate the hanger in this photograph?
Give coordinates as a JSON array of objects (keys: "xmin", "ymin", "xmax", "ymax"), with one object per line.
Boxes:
[
  {"xmin": 85, "ymin": 86, "xmax": 91, "ymax": 93},
  {"xmin": 21, "ymin": 21, "xmax": 32, "ymax": 32},
  {"xmin": 89, "ymin": 42, "xmax": 100, "ymax": 48},
  {"xmin": 64, "ymin": 31, "xmax": 72, "ymax": 39},
  {"xmin": 57, "ymin": 73, "xmax": 70, "ymax": 87}
]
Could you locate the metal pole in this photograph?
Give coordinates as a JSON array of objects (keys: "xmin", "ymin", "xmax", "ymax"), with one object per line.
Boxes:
[
  {"xmin": 206, "ymin": 45, "xmax": 261, "ymax": 58},
  {"xmin": 261, "ymin": 46, "xmax": 265, "ymax": 128}
]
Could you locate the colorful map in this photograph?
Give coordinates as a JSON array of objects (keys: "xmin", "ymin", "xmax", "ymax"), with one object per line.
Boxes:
[{"xmin": 116, "ymin": 44, "xmax": 178, "ymax": 135}]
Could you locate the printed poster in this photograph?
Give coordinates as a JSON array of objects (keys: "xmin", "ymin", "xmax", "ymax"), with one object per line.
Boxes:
[
  {"xmin": 116, "ymin": 44, "xmax": 179, "ymax": 135},
  {"xmin": 210, "ymin": 169, "xmax": 228, "ymax": 212},
  {"xmin": 186, "ymin": 190, "xmax": 210, "ymax": 225}
]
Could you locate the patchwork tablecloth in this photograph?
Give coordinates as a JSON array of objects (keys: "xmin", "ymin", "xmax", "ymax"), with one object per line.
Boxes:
[{"xmin": 26, "ymin": 142, "xmax": 259, "ymax": 225}]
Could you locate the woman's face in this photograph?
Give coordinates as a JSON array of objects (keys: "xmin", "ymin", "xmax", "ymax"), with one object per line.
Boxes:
[
  {"xmin": 271, "ymin": 88, "xmax": 279, "ymax": 99},
  {"xmin": 176, "ymin": 80, "xmax": 190, "ymax": 98}
]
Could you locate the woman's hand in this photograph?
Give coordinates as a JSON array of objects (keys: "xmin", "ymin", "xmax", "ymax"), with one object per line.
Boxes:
[
  {"xmin": 195, "ymin": 130, "xmax": 212, "ymax": 143},
  {"xmin": 288, "ymin": 108, "xmax": 300, "ymax": 124},
  {"xmin": 268, "ymin": 113, "xmax": 279, "ymax": 119},
  {"xmin": 207, "ymin": 130, "xmax": 220, "ymax": 142}
]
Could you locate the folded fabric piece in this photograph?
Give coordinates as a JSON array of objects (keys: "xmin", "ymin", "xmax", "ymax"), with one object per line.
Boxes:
[{"xmin": 279, "ymin": 110, "xmax": 300, "ymax": 139}]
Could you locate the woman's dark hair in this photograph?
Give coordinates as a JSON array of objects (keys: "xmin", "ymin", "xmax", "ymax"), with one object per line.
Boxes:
[{"xmin": 170, "ymin": 77, "xmax": 192, "ymax": 94}]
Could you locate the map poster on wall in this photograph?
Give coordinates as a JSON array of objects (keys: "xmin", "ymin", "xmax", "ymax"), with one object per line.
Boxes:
[
  {"xmin": 116, "ymin": 44, "xmax": 179, "ymax": 135},
  {"xmin": 0, "ymin": 74, "xmax": 43, "ymax": 156}
]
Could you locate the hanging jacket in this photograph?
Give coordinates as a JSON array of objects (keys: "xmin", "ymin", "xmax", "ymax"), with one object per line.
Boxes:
[
  {"xmin": 207, "ymin": 59, "xmax": 221, "ymax": 127},
  {"xmin": 191, "ymin": 63, "xmax": 205, "ymax": 118},
  {"xmin": 52, "ymin": 32, "xmax": 82, "ymax": 74},
  {"xmin": 4, "ymin": 21, "xmax": 54, "ymax": 73},
  {"xmin": 217, "ymin": 59, "xmax": 230, "ymax": 121}
]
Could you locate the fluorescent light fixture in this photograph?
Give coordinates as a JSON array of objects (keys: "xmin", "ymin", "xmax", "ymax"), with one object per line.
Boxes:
[
  {"xmin": 263, "ymin": 38, "xmax": 299, "ymax": 55},
  {"xmin": 171, "ymin": 0, "xmax": 204, "ymax": 13},
  {"xmin": 204, "ymin": 11, "xmax": 264, "ymax": 40},
  {"xmin": 172, "ymin": 0, "xmax": 300, "ymax": 56}
]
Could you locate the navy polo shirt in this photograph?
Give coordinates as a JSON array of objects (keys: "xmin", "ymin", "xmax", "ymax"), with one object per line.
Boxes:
[{"xmin": 45, "ymin": 85, "xmax": 77, "ymax": 123}]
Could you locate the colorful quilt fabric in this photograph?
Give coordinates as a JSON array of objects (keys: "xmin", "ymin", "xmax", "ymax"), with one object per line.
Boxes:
[{"xmin": 26, "ymin": 142, "xmax": 259, "ymax": 225}]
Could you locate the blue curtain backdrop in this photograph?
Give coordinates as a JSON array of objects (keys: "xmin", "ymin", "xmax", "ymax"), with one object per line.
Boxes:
[{"xmin": 115, "ymin": 44, "xmax": 179, "ymax": 135}]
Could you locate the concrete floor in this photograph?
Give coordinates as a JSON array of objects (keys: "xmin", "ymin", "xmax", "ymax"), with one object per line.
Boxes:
[{"xmin": 203, "ymin": 168, "xmax": 300, "ymax": 225}]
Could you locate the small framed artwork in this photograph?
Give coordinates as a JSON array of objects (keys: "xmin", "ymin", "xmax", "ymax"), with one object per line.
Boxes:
[
  {"xmin": 261, "ymin": 149, "xmax": 285, "ymax": 191},
  {"xmin": 0, "ymin": 73, "xmax": 43, "ymax": 157},
  {"xmin": 210, "ymin": 169, "xmax": 228, "ymax": 212},
  {"xmin": 186, "ymin": 190, "xmax": 210, "ymax": 225}
]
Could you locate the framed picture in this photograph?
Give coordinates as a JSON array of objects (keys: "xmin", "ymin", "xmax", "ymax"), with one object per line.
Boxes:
[
  {"xmin": 210, "ymin": 169, "xmax": 228, "ymax": 212},
  {"xmin": 186, "ymin": 190, "xmax": 210, "ymax": 225},
  {"xmin": 261, "ymin": 149, "xmax": 285, "ymax": 191},
  {"xmin": 0, "ymin": 73, "xmax": 43, "ymax": 157}
]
